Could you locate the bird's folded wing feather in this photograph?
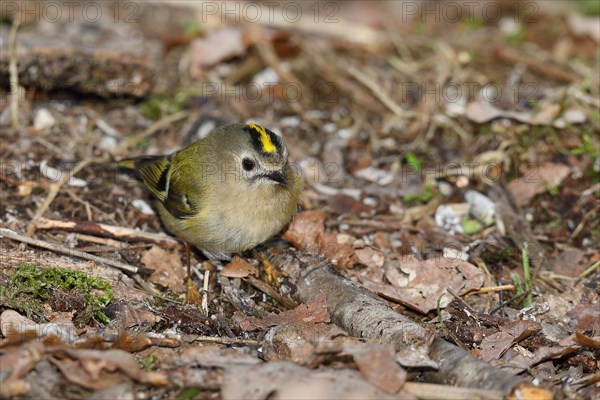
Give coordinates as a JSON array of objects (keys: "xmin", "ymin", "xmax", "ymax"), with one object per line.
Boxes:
[{"xmin": 125, "ymin": 155, "xmax": 203, "ymax": 219}]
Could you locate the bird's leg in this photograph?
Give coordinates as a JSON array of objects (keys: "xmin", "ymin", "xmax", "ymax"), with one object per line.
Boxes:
[
  {"xmin": 185, "ymin": 242, "xmax": 202, "ymax": 307},
  {"xmin": 252, "ymin": 249, "xmax": 284, "ymax": 291}
]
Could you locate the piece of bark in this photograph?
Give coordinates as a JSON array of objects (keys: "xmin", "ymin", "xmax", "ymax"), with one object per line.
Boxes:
[
  {"xmin": 277, "ymin": 252, "xmax": 429, "ymax": 346},
  {"xmin": 274, "ymin": 251, "xmax": 530, "ymax": 395},
  {"xmin": 0, "ymin": 24, "xmax": 159, "ymax": 98}
]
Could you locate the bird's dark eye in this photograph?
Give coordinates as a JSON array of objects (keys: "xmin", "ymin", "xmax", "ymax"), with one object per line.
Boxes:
[{"xmin": 242, "ymin": 158, "xmax": 255, "ymax": 171}]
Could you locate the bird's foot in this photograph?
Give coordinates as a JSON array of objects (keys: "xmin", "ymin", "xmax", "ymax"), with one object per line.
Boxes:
[
  {"xmin": 253, "ymin": 251, "xmax": 285, "ymax": 291},
  {"xmin": 185, "ymin": 277, "xmax": 203, "ymax": 309}
]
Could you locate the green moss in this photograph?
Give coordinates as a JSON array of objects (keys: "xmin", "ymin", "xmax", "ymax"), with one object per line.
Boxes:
[
  {"xmin": 141, "ymin": 91, "xmax": 189, "ymax": 121},
  {"xmin": 184, "ymin": 21, "xmax": 202, "ymax": 36},
  {"xmin": 175, "ymin": 388, "xmax": 202, "ymax": 400},
  {"xmin": 505, "ymin": 28, "xmax": 526, "ymax": 46},
  {"xmin": 589, "ymin": 110, "xmax": 600, "ymax": 125},
  {"xmin": 572, "ymin": 134, "xmax": 600, "ymax": 158},
  {"xmin": 581, "ymin": 0, "xmax": 600, "ymax": 16},
  {"xmin": 405, "ymin": 152, "xmax": 422, "ymax": 173},
  {"xmin": 402, "ymin": 181, "xmax": 438, "ymax": 204},
  {"xmin": 3, "ymin": 263, "xmax": 113, "ymax": 324},
  {"xmin": 461, "ymin": 218, "xmax": 482, "ymax": 235},
  {"xmin": 463, "ymin": 17, "xmax": 485, "ymax": 32},
  {"xmin": 547, "ymin": 184, "xmax": 561, "ymax": 197},
  {"xmin": 138, "ymin": 354, "xmax": 159, "ymax": 371}
]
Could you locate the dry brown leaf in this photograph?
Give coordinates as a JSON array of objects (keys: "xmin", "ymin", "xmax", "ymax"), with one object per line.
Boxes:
[
  {"xmin": 567, "ymin": 302, "xmax": 600, "ymax": 332},
  {"xmin": 465, "ymin": 101, "xmax": 561, "ymax": 125},
  {"xmin": 262, "ymin": 322, "xmax": 346, "ymax": 364},
  {"xmin": 0, "ymin": 309, "xmax": 78, "ymax": 345},
  {"xmin": 321, "ymin": 232, "xmax": 358, "ymax": 268},
  {"xmin": 575, "ymin": 331, "xmax": 600, "ymax": 349},
  {"xmin": 395, "ymin": 340, "xmax": 439, "ymax": 369},
  {"xmin": 221, "ymin": 256, "xmax": 258, "ymax": 278},
  {"xmin": 234, "ymin": 292, "xmax": 329, "ymax": 331},
  {"xmin": 548, "ymin": 247, "xmax": 587, "ymax": 277},
  {"xmin": 108, "ymin": 301, "xmax": 159, "ymax": 331},
  {"xmin": 141, "ymin": 245, "xmax": 185, "ymax": 293},
  {"xmin": 567, "ymin": 13, "xmax": 600, "ymax": 42},
  {"xmin": 112, "ymin": 331, "xmax": 153, "ymax": 353},
  {"xmin": 354, "ymin": 247, "xmax": 385, "ymax": 269},
  {"xmin": 465, "ymin": 100, "xmax": 532, "ymax": 124},
  {"xmin": 188, "ymin": 28, "xmax": 247, "ymax": 78},
  {"xmin": 282, "ymin": 210, "xmax": 326, "ymax": 252},
  {"xmin": 370, "ymin": 255, "xmax": 484, "ymax": 314},
  {"xmin": 51, "ymin": 357, "xmax": 122, "ymax": 390},
  {"xmin": 0, "ymin": 342, "xmax": 44, "ymax": 397},
  {"xmin": 282, "ymin": 211, "xmax": 359, "ymax": 267},
  {"xmin": 480, "ymin": 320, "xmax": 542, "ymax": 361},
  {"xmin": 495, "ymin": 341, "xmax": 578, "ymax": 372},
  {"xmin": 531, "ymin": 104, "xmax": 561, "ymax": 125},
  {"xmin": 222, "ymin": 361, "xmax": 401, "ymax": 400},
  {"xmin": 60, "ymin": 348, "xmax": 169, "ymax": 386},
  {"xmin": 507, "ymin": 162, "xmax": 570, "ymax": 207},
  {"xmin": 0, "ymin": 378, "xmax": 29, "ymax": 398},
  {"xmin": 508, "ymin": 385, "xmax": 554, "ymax": 400},
  {"xmin": 328, "ymin": 194, "xmax": 375, "ymax": 215},
  {"xmin": 348, "ymin": 343, "xmax": 406, "ymax": 394},
  {"xmin": 81, "ymin": 358, "xmax": 112, "ymax": 380}
]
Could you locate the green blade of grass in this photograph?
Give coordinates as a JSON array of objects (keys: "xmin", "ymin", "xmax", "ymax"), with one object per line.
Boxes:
[{"xmin": 522, "ymin": 243, "xmax": 533, "ymax": 307}]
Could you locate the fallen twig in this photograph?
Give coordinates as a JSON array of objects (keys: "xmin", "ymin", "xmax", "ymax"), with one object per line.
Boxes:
[
  {"xmin": 579, "ymin": 260, "xmax": 600, "ymax": 279},
  {"xmin": 184, "ymin": 334, "xmax": 259, "ymax": 346},
  {"xmin": 470, "ymin": 284, "xmax": 515, "ymax": 295},
  {"xmin": 8, "ymin": 19, "xmax": 21, "ymax": 129},
  {"xmin": 34, "ymin": 217, "xmax": 183, "ymax": 250},
  {"xmin": 261, "ymin": 11, "xmax": 383, "ymax": 49},
  {"xmin": 0, "ymin": 227, "xmax": 138, "ymax": 273},
  {"xmin": 244, "ymin": 276, "xmax": 298, "ymax": 309},
  {"xmin": 26, "ymin": 159, "xmax": 92, "ymax": 236},
  {"xmin": 70, "ymin": 233, "xmax": 130, "ymax": 249},
  {"xmin": 274, "ymin": 251, "xmax": 539, "ymax": 395},
  {"xmin": 115, "ymin": 110, "xmax": 192, "ymax": 155},
  {"xmin": 495, "ymin": 47, "xmax": 580, "ymax": 84},
  {"xmin": 303, "ymin": 46, "xmax": 385, "ymax": 115},
  {"xmin": 202, "ymin": 270, "xmax": 210, "ymax": 315},
  {"xmin": 403, "ymin": 382, "xmax": 503, "ymax": 400},
  {"xmin": 570, "ymin": 206, "xmax": 597, "ymax": 239},
  {"xmin": 347, "ymin": 65, "xmax": 416, "ymax": 119},
  {"xmin": 247, "ymin": 25, "xmax": 312, "ymax": 122}
]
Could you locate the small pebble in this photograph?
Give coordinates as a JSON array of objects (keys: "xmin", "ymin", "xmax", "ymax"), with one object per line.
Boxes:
[
  {"xmin": 33, "ymin": 108, "xmax": 56, "ymax": 130},
  {"xmin": 132, "ymin": 199, "xmax": 155, "ymax": 215}
]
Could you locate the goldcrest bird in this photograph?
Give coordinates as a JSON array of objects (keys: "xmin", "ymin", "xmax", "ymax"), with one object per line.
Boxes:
[{"xmin": 116, "ymin": 123, "xmax": 303, "ymax": 261}]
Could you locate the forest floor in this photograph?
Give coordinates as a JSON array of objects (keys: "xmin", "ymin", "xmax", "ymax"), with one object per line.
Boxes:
[{"xmin": 1, "ymin": 1, "xmax": 599, "ymax": 399}]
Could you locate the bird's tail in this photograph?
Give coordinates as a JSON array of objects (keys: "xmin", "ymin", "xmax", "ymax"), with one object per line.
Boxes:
[
  {"xmin": 114, "ymin": 158, "xmax": 136, "ymax": 170},
  {"xmin": 114, "ymin": 156, "xmax": 164, "ymax": 180}
]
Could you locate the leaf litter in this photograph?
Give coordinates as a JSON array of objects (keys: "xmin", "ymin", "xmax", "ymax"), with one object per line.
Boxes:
[{"xmin": 0, "ymin": 1, "xmax": 598, "ymax": 399}]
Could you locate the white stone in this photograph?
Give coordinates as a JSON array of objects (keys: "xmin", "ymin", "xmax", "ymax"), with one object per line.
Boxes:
[
  {"xmin": 132, "ymin": 199, "xmax": 155, "ymax": 215},
  {"xmin": 33, "ymin": 108, "xmax": 56, "ymax": 130}
]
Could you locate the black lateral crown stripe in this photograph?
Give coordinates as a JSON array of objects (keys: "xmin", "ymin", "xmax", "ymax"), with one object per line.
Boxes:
[{"xmin": 243, "ymin": 125, "xmax": 282, "ymax": 155}]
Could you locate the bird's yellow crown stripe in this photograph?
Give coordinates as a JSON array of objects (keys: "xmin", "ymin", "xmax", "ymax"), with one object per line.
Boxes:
[{"xmin": 248, "ymin": 123, "xmax": 276, "ymax": 153}]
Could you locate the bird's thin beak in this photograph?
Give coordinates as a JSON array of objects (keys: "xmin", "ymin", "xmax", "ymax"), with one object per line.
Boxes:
[{"xmin": 266, "ymin": 170, "xmax": 287, "ymax": 185}]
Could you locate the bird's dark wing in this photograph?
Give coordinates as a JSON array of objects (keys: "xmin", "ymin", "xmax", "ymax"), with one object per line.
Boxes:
[
  {"xmin": 116, "ymin": 156, "xmax": 170, "ymax": 202},
  {"xmin": 116, "ymin": 153, "xmax": 203, "ymax": 219},
  {"xmin": 161, "ymin": 165, "xmax": 203, "ymax": 219}
]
